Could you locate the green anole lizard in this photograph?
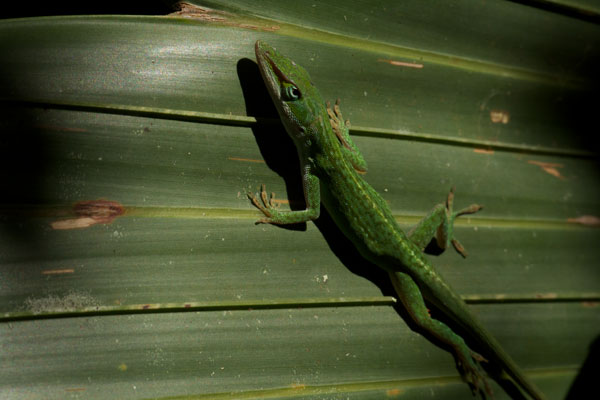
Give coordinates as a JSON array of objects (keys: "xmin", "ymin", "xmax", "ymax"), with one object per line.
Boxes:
[{"xmin": 249, "ymin": 40, "xmax": 545, "ymax": 400}]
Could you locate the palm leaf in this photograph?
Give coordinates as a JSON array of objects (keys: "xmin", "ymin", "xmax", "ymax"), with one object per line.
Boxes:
[{"xmin": 1, "ymin": 2, "xmax": 599, "ymax": 399}]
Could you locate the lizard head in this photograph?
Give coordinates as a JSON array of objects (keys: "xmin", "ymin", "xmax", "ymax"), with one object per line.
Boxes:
[{"xmin": 255, "ymin": 40, "xmax": 325, "ymax": 148}]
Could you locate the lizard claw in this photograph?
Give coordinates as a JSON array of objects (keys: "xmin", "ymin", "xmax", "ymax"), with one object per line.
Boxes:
[
  {"xmin": 456, "ymin": 350, "xmax": 493, "ymax": 399},
  {"xmin": 327, "ymin": 99, "xmax": 352, "ymax": 149},
  {"xmin": 445, "ymin": 187, "xmax": 483, "ymax": 258},
  {"xmin": 247, "ymin": 184, "xmax": 277, "ymax": 223}
]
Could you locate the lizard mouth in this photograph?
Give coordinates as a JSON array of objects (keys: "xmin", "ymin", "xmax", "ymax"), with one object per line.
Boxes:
[
  {"xmin": 254, "ymin": 40, "xmax": 278, "ymax": 98},
  {"xmin": 255, "ymin": 40, "xmax": 297, "ymax": 102}
]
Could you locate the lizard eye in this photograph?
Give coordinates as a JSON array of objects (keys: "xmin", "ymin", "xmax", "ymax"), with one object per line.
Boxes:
[{"xmin": 283, "ymin": 84, "xmax": 302, "ymax": 101}]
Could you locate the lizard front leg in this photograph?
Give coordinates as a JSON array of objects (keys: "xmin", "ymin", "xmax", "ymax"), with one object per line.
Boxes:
[
  {"xmin": 248, "ymin": 167, "xmax": 321, "ymax": 225},
  {"xmin": 326, "ymin": 99, "xmax": 367, "ymax": 173}
]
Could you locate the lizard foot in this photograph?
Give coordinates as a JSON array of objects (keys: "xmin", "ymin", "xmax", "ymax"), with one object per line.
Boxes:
[
  {"xmin": 326, "ymin": 98, "xmax": 351, "ymax": 148},
  {"xmin": 446, "ymin": 187, "xmax": 483, "ymax": 258},
  {"xmin": 448, "ymin": 187, "xmax": 483, "ymax": 219},
  {"xmin": 456, "ymin": 349, "xmax": 493, "ymax": 399},
  {"xmin": 247, "ymin": 184, "xmax": 278, "ymax": 224}
]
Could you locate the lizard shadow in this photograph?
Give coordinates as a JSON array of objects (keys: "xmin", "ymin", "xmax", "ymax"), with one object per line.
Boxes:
[
  {"xmin": 566, "ymin": 334, "xmax": 600, "ymax": 400},
  {"xmin": 238, "ymin": 57, "xmax": 524, "ymax": 399},
  {"xmin": 237, "ymin": 57, "xmax": 307, "ymax": 232},
  {"xmin": 314, "ymin": 208, "xmax": 525, "ymax": 400},
  {"xmin": 0, "ymin": 62, "xmax": 52, "ymax": 290},
  {"xmin": 237, "ymin": 57, "xmax": 400, "ymax": 296}
]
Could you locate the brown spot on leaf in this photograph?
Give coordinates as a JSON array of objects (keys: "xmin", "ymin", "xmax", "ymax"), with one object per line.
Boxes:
[
  {"xmin": 290, "ymin": 383, "xmax": 306, "ymax": 390},
  {"xmin": 227, "ymin": 156, "xmax": 265, "ymax": 163},
  {"xmin": 378, "ymin": 58, "xmax": 423, "ymax": 69},
  {"xmin": 51, "ymin": 217, "xmax": 98, "ymax": 230},
  {"xmin": 170, "ymin": 2, "xmax": 280, "ymax": 31},
  {"xmin": 567, "ymin": 215, "xmax": 600, "ymax": 227},
  {"xmin": 74, "ymin": 200, "xmax": 124, "ymax": 222},
  {"xmin": 271, "ymin": 199, "xmax": 289, "ymax": 206},
  {"xmin": 42, "ymin": 269, "xmax": 75, "ymax": 275},
  {"xmin": 527, "ymin": 160, "xmax": 565, "ymax": 179},
  {"xmin": 535, "ymin": 293, "xmax": 558, "ymax": 300},
  {"xmin": 473, "ymin": 148, "xmax": 494, "ymax": 155},
  {"xmin": 51, "ymin": 199, "xmax": 124, "ymax": 230},
  {"xmin": 490, "ymin": 110, "xmax": 510, "ymax": 124},
  {"xmin": 170, "ymin": 2, "xmax": 228, "ymax": 22},
  {"xmin": 386, "ymin": 388, "xmax": 405, "ymax": 397}
]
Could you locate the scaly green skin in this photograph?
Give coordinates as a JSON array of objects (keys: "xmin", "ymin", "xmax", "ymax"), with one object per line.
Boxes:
[{"xmin": 250, "ymin": 40, "xmax": 545, "ymax": 400}]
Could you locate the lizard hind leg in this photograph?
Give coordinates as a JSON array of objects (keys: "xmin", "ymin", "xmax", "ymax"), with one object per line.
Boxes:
[
  {"xmin": 407, "ymin": 187, "xmax": 482, "ymax": 257},
  {"xmin": 389, "ymin": 271, "xmax": 493, "ymax": 398},
  {"xmin": 442, "ymin": 187, "xmax": 483, "ymax": 258}
]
